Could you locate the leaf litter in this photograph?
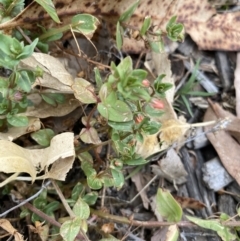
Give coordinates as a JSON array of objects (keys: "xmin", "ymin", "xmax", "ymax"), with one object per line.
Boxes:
[{"xmin": 1, "ymin": 0, "xmax": 240, "ymax": 240}]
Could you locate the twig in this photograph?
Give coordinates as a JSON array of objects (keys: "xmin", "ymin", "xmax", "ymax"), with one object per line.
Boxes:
[
  {"xmin": 51, "ymin": 180, "xmax": 75, "ymax": 218},
  {"xmin": 24, "ymin": 202, "xmax": 61, "ymax": 228},
  {"xmin": 91, "ymin": 208, "xmax": 240, "ymax": 228}
]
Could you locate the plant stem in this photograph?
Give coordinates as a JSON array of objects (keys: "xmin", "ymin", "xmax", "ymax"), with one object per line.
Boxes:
[
  {"xmin": 51, "ymin": 180, "xmax": 75, "ymax": 218},
  {"xmin": 90, "ymin": 208, "xmax": 240, "ymax": 228}
]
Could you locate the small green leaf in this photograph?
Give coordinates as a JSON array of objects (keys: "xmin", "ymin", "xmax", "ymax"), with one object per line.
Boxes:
[
  {"xmin": 131, "ymin": 69, "xmax": 148, "ymax": 80},
  {"xmin": 16, "ymin": 70, "xmax": 35, "ymax": 93},
  {"xmin": 111, "ymin": 169, "xmax": 124, "ymax": 188},
  {"xmin": 108, "ymin": 120, "xmax": 133, "ymax": 132},
  {"xmin": 116, "ymin": 21, "xmax": 123, "ymax": 50},
  {"xmin": 30, "ymin": 129, "xmax": 55, "ymax": 147},
  {"xmin": 156, "ymin": 188, "xmax": 182, "ymax": 222},
  {"xmin": 141, "ymin": 120, "xmax": 161, "ymax": 135},
  {"xmin": 186, "ymin": 216, "xmax": 236, "ymax": 241},
  {"xmin": 78, "ymin": 151, "xmax": 93, "ymax": 163},
  {"xmin": 17, "ymin": 38, "xmax": 38, "ymax": 60},
  {"xmin": 73, "ymin": 197, "xmax": 90, "ymax": 219},
  {"xmin": 60, "ymin": 217, "xmax": 82, "ymax": 241},
  {"xmin": 72, "ymin": 78, "xmax": 97, "ymax": 104},
  {"xmin": 0, "ymin": 77, "xmax": 8, "ymax": 88},
  {"xmin": 7, "ymin": 114, "xmax": 28, "ymax": 127},
  {"xmin": 0, "ymin": 34, "xmax": 21, "ymax": 56},
  {"xmin": 82, "ymin": 192, "xmax": 98, "ymax": 205},
  {"xmin": 33, "ymin": 196, "xmax": 47, "ymax": 209},
  {"xmin": 80, "ymin": 158, "xmax": 95, "ymax": 177},
  {"xmin": 44, "ymin": 201, "xmax": 60, "ymax": 215},
  {"xmin": 41, "ymin": 93, "xmax": 65, "ymax": 106},
  {"xmin": 71, "ymin": 14, "xmax": 99, "ymax": 37},
  {"xmin": 111, "ymin": 130, "xmax": 120, "ymax": 142},
  {"xmin": 35, "ymin": 0, "xmax": 60, "ymax": 23},
  {"xmin": 3, "ymin": 0, "xmax": 24, "ymax": 17},
  {"xmin": 80, "ymin": 127, "xmax": 101, "ymax": 144},
  {"xmin": 140, "ymin": 16, "xmax": 151, "ymax": 35},
  {"xmin": 94, "ymin": 67, "xmax": 103, "ymax": 90},
  {"xmin": 144, "ymin": 103, "xmax": 164, "ymax": 118},
  {"xmin": 166, "ymin": 16, "xmax": 184, "ymax": 42},
  {"xmin": 101, "ymin": 174, "xmax": 115, "ymax": 187},
  {"xmin": 97, "ymin": 100, "xmax": 133, "ymax": 122},
  {"xmin": 20, "ymin": 209, "xmax": 30, "ymax": 219},
  {"xmin": 119, "ymin": 0, "xmax": 139, "ymax": 22},
  {"xmin": 124, "ymin": 156, "xmax": 147, "ymax": 165},
  {"xmin": 116, "ymin": 56, "xmax": 132, "ymax": 81},
  {"xmin": 135, "ymin": 132, "xmax": 144, "ymax": 143},
  {"xmin": 149, "ymin": 40, "xmax": 163, "ymax": 53},
  {"xmin": 87, "ymin": 173, "xmax": 103, "ymax": 190},
  {"xmin": 220, "ymin": 213, "xmax": 230, "ymax": 221},
  {"xmin": 71, "ymin": 183, "xmax": 85, "ymax": 201}
]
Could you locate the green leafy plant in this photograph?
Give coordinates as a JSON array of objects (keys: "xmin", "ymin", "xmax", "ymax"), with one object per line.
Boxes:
[
  {"xmin": 0, "ymin": 34, "xmax": 39, "ymax": 129},
  {"xmin": 1, "ymin": 1, "xmax": 231, "ymax": 241},
  {"xmin": 72, "ymin": 56, "xmax": 171, "ymax": 192},
  {"xmin": 115, "ymin": 0, "xmax": 184, "ymax": 52}
]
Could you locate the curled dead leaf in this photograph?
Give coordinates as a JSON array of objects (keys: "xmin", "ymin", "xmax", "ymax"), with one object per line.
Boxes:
[{"xmin": 0, "ymin": 132, "xmax": 75, "ymax": 185}]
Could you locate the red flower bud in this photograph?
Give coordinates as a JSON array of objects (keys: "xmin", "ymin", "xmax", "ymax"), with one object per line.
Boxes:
[
  {"xmin": 142, "ymin": 79, "xmax": 150, "ymax": 87},
  {"xmin": 135, "ymin": 115, "xmax": 144, "ymax": 124},
  {"xmin": 150, "ymin": 98, "xmax": 164, "ymax": 109},
  {"xmin": 13, "ymin": 91, "xmax": 23, "ymax": 102}
]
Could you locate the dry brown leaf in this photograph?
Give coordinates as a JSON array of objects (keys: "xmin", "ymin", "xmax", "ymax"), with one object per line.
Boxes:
[
  {"xmin": 20, "ymin": 53, "xmax": 73, "ymax": 92},
  {"xmin": 173, "ymin": 196, "xmax": 206, "ymax": 210},
  {"xmin": 0, "ymin": 117, "xmax": 41, "ymax": 141},
  {"xmin": 28, "ymin": 221, "xmax": 49, "ymax": 241},
  {"xmin": 0, "ymin": 219, "xmax": 24, "ymax": 241},
  {"xmin": 204, "ymin": 102, "xmax": 240, "ymax": 186},
  {"xmin": 151, "ymin": 148, "xmax": 187, "ymax": 185},
  {"xmin": 25, "ymin": 94, "xmax": 80, "ymax": 118},
  {"xmin": 44, "ymin": 156, "xmax": 74, "ymax": 180},
  {"xmin": 1, "ymin": 0, "xmax": 240, "ymax": 51},
  {"xmin": 0, "ymin": 132, "xmax": 75, "ymax": 185},
  {"xmin": 131, "ymin": 172, "xmax": 150, "ymax": 209},
  {"xmin": 226, "ymin": 118, "xmax": 240, "ymax": 143}
]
